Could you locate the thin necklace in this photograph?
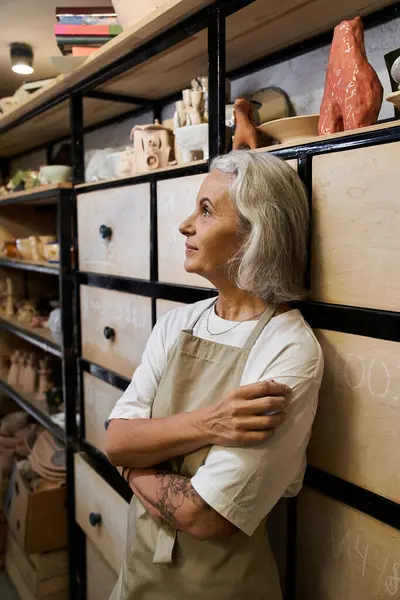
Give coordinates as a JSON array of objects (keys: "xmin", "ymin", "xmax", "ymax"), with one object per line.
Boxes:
[{"xmin": 206, "ymin": 304, "xmax": 265, "ymax": 336}]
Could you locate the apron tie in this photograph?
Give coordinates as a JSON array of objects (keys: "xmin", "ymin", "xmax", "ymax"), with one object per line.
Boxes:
[{"xmin": 153, "ymin": 526, "xmax": 177, "ymax": 564}]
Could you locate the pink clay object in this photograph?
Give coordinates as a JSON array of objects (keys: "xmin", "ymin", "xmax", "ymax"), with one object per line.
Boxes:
[{"xmin": 319, "ymin": 17, "xmax": 383, "ymax": 135}]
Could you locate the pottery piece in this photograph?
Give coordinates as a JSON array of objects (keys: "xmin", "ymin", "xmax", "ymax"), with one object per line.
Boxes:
[
  {"xmin": 0, "ymin": 97, "xmax": 19, "ymax": 114},
  {"xmin": 16, "ymin": 238, "xmax": 32, "ymax": 261},
  {"xmin": 391, "ymin": 56, "xmax": 400, "ymax": 89},
  {"xmin": 130, "ymin": 120, "xmax": 175, "ymax": 173},
  {"xmin": 7, "ymin": 351, "xmax": 21, "ymax": 387},
  {"xmin": 174, "ymin": 123, "xmax": 209, "ymax": 162},
  {"xmin": 17, "ymin": 300, "xmax": 37, "ymax": 324},
  {"xmin": 39, "ymin": 165, "xmax": 72, "ymax": 185},
  {"xmin": 258, "ymin": 114, "xmax": 320, "ymax": 145},
  {"xmin": 116, "ymin": 147, "xmax": 135, "ymax": 178},
  {"xmin": 36, "ymin": 358, "xmax": 52, "ymax": 402},
  {"xmin": 22, "ymin": 353, "xmax": 37, "ymax": 394},
  {"xmin": 5, "ymin": 277, "xmax": 14, "ymax": 318},
  {"xmin": 319, "ymin": 17, "xmax": 383, "ymax": 135},
  {"xmin": 247, "ymin": 87, "xmax": 294, "ymax": 124},
  {"xmin": 2, "ymin": 240, "xmax": 18, "ymax": 258},
  {"xmin": 386, "ymin": 90, "xmax": 400, "ymax": 109},
  {"xmin": 232, "ymin": 98, "xmax": 271, "ymax": 150},
  {"xmin": 43, "ymin": 242, "xmax": 60, "ymax": 264}
]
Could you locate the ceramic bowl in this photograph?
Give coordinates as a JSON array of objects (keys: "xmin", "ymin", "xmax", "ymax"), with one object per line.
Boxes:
[
  {"xmin": 16, "ymin": 238, "xmax": 33, "ymax": 261},
  {"xmin": 258, "ymin": 114, "xmax": 320, "ymax": 145},
  {"xmin": 39, "ymin": 165, "xmax": 72, "ymax": 185},
  {"xmin": 29, "ymin": 235, "xmax": 56, "ymax": 261},
  {"xmin": 386, "ymin": 90, "xmax": 400, "ymax": 109},
  {"xmin": 43, "ymin": 242, "xmax": 60, "ymax": 264}
]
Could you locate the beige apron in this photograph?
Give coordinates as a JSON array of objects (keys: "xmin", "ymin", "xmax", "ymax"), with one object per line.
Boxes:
[{"xmin": 110, "ymin": 300, "xmax": 282, "ymax": 600}]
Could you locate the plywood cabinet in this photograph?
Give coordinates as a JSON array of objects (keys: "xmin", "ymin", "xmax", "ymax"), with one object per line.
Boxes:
[
  {"xmin": 77, "ymin": 183, "xmax": 150, "ymax": 279},
  {"xmin": 311, "ymin": 142, "xmax": 400, "ymax": 311},
  {"xmin": 297, "ymin": 488, "xmax": 400, "ymax": 600},
  {"xmin": 74, "ymin": 453, "xmax": 129, "ymax": 574},
  {"xmin": 83, "ymin": 373, "xmax": 122, "ymax": 454},
  {"xmin": 308, "ymin": 330, "xmax": 400, "ymax": 504},
  {"xmin": 80, "ymin": 285, "xmax": 152, "ymax": 379},
  {"xmin": 157, "ymin": 173, "xmax": 210, "ymax": 288}
]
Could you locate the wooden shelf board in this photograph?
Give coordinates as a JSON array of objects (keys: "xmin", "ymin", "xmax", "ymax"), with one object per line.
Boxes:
[
  {"xmin": 0, "ymin": 314, "xmax": 62, "ymax": 357},
  {"xmin": 0, "ymin": 0, "xmax": 395, "ymax": 157},
  {"xmin": 256, "ymin": 118, "xmax": 400, "ymax": 154},
  {"xmin": 76, "ymin": 159, "xmax": 208, "ymax": 190},
  {"xmin": 0, "ymin": 184, "xmax": 71, "ymax": 206},
  {"xmin": 0, "ymin": 258, "xmax": 59, "ymax": 275},
  {"xmin": 0, "ymin": 376, "xmax": 65, "ymax": 442}
]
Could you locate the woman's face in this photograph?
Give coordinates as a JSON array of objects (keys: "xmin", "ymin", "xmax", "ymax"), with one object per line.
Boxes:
[{"xmin": 179, "ymin": 170, "xmax": 243, "ymax": 284}]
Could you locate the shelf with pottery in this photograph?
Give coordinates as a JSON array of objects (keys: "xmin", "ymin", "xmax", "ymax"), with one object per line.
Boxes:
[
  {"xmin": 0, "ymin": 314, "xmax": 62, "ymax": 357},
  {"xmin": 0, "ymin": 258, "xmax": 59, "ymax": 276},
  {"xmin": 0, "ymin": 184, "xmax": 72, "ymax": 206},
  {"xmin": 0, "ymin": 0, "xmax": 395, "ymax": 158},
  {"xmin": 0, "ymin": 377, "xmax": 65, "ymax": 442}
]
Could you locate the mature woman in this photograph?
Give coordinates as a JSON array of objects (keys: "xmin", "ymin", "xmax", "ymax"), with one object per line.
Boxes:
[{"xmin": 106, "ymin": 150, "xmax": 323, "ymax": 600}]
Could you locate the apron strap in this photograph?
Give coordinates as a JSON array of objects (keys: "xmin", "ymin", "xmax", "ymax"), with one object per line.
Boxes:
[
  {"xmin": 187, "ymin": 297, "xmax": 217, "ymax": 334},
  {"xmin": 242, "ymin": 303, "xmax": 278, "ymax": 351}
]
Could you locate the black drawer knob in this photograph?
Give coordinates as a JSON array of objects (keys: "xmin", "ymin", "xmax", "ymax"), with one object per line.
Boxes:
[
  {"xmin": 99, "ymin": 225, "xmax": 112, "ymax": 239},
  {"xmin": 89, "ymin": 512, "xmax": 102, "ymax": 527},
  {"xmin": 103, "ymin": 326, "xmax": 115, "ymax": 340}
]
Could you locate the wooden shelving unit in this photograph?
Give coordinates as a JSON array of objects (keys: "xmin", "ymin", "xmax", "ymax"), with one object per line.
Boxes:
[{"xmin": 0, "ymin": 315, "xmax": 62, "ymax": 357}]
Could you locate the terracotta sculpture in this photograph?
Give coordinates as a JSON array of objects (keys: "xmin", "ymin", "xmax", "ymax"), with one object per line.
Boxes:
[
  {"xmin": 22, "ymin": 353, "xmax": 37, "ymax": 394},
  {"xmin": 130, "ymin": 121, "xmax": 176, "ymax": 173},
  {"xmin": 232, "ymin": 98, "xmax": 271, "ymax": 150},
  {"xmin": 17, "ymin": 352, "xmax": 29, "ymax": 389},
  {"xmin": 319, "ymin": 17, "xmax": 383, "ymax": 135}
]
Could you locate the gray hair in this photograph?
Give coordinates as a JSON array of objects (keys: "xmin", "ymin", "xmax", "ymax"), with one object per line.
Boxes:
[{"xmin": 210, "ymin": 150, "xmax": 309, "ymax": 303}]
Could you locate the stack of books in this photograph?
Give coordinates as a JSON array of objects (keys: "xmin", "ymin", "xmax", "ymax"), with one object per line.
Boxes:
[{"xmin": 55, "ymin": 6, "xmax": 122, "ymax": 56}]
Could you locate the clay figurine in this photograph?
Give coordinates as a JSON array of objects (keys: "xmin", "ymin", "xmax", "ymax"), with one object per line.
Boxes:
[
  {"xmin": 7, "ymin": 350, "xmax": 21, "ymax": 387},
  {"xmin": 21, "ymin": 353, "xmax": 37, "ymax": 394},
  {"xmin": 319, "ymin": 17, "xmax": 383, "ymax": 135},
  {"xmin": 130, "ymin": 120, "xmax": 176, "ymax": 173},
  {"xmin": 36, "ymin": 358, "xmax": 53, "ymax": 402},
  {"xmin": 17, "ymin": 352, "xmax": 29, "ymax": 389},
  {"xmin": 232, "ymin": 98, "xmax": 271, "ymax": 150},
  {"xmin": 16, "ymin": 300, "xmax": 37, "ymax": 324},
  {"xmin": 5, "ymin": 277, "xmax": 14, "ymax": 318}
]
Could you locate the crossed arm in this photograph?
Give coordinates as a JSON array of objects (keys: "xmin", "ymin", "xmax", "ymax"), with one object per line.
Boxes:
[{"xmin": 121, "ymin": 466, "xmax": 236, "ymax": 541}]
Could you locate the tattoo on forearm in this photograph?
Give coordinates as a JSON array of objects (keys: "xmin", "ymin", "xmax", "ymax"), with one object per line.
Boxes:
[{"xmin": 152, "ymin": 473, "xmax": 210, "ymax": 528}]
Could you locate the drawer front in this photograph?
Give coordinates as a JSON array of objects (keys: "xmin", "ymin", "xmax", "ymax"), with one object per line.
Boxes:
[
  {"xmin": 86, "ymin": 538, "xmax": 118, "ymax": 600},
  {"xmin": 83, "ymin": 372, "xmax": 122, "ymax": 453},
  {"xmin": 311, "ymin": 142, "xmax": 400, "ymax": 311},
  {"xmin": 156, "ymin": 299, "xmax": 186, "ymax": 320},
  {"xmin": 297, "ymin": 488, "xmax": 400, "ymax": 600},
  {"xmin": 77, "ymin": 183, "xmax": 150, "ymax": 279},
  {"xmin": 308, "ymin": 330, "xmax": 400, "ymax": 503},
  {"xmin": 74, "ymin": 453, "xmax": 128, "ymax": 574},
  {"xmin": 80, "ymin": 285, "xmax": 152, "ymax": 379},
  {"xmin": 157, "ymin": 174, "xmax": 210, "ymax": 288}
]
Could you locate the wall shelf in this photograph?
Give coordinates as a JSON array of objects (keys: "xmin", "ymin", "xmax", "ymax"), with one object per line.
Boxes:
[
  {"xmin": 0, "ymin": 315, "xmax": 62, "ymax": 357},
  {"xmin": 0, "ymin": 258, "xmax": 59, "ymax": 275},
  {"xmin": 0, "ymin": 377, "xmax": 65, "ymax": 443},
  {"xmin": 0, "ymin": 184, "xmax": 72, "ymax": 206}
]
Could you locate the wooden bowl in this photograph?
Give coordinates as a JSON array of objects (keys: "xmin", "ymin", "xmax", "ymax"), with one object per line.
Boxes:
[{"xmin": 258, "ymin": 114, "xmax": 320, "ymax": 145}]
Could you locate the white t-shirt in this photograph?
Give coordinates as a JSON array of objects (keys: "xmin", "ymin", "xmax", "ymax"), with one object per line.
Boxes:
[{"xmin": 109, "ymin": 298, "xmax": 324, "ymax": 536}]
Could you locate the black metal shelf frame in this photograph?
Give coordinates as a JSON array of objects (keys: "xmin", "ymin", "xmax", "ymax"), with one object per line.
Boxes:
[{"xmin": 0, "ymin": 2, "xmax": 399, "ymax": 600}]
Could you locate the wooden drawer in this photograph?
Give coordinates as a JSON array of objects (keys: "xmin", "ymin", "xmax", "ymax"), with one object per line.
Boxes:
[
  {"xmin": 80, "ymin": 285, "xmax": 152, "ymax": 379},
  {"xmin": 297, "ymin": 488, "xmax": 400, "ymax": 600},
  {"xmin": 86, "ymin": 538, "xmax": 118, "ymax": 600},
  {"xmin": 308, "ymin": 330, "xmax": 400, "ymax": 503},
  {"xmin": 157, "ymin": 174, "xmax": 210, "ymax": 288},
  {"xmin": 77, "ymin": 183, "xmax": 150, "ymax": 279},
  {"xmin": 83, "ymin": 372, "xmax": 122, "ymax": 454},
  {"xmin": 74, "ymin": 453, "xmax": 128, "ymax": 574},
  {"xmin": 156, "ymin": 298, "xmax": 186, "ymax": 320},
  {"xmin": 311, "ymin": 143, "xmax": 400, "ymax": 311}
]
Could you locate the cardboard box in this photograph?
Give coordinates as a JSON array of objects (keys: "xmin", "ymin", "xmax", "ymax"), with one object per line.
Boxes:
[
  {"xmin": 4, "ymin": 462, "xmax": 67, "ymax": 554},
  {"xmin": 6, "ymin": 532, "xmax": 68, "ymax": 597},
  {"xmin": 6, "ymin": 553, "xmax": 68, "ymax": 600}
]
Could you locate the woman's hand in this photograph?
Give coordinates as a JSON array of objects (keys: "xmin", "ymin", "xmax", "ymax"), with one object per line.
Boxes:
[{"xmin": 196, "ymin": 380, "xmax": 291, "ymax": 446}]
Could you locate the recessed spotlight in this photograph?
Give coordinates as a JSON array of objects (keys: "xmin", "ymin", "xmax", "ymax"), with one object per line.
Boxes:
[{"xmin": 10, "ymin": 42, "xmax": 34, "ymax": 75}]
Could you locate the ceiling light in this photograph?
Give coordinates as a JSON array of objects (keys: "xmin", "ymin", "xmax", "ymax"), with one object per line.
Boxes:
[{"xmin": 10, "ymin": 43, "xmax": 34, "ymax": 75}]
